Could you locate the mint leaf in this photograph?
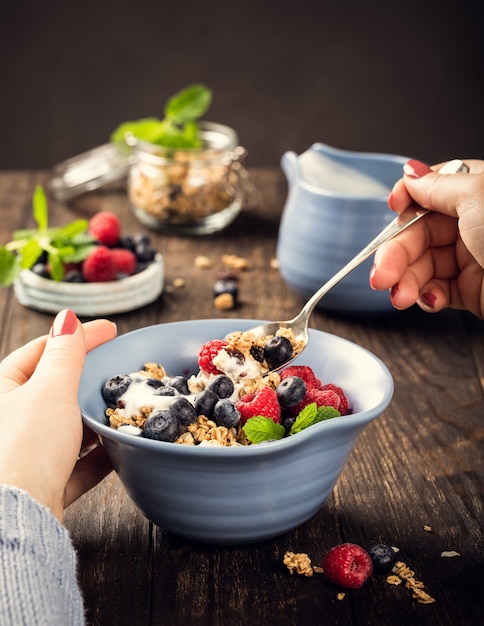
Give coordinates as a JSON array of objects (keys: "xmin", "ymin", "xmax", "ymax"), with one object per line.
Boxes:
[
  {"xmin": 314, "ymin": 405, "xmax": 341, "ymax": 422},
  {"xmin": 243, "ymin": 416, "xmax": 285, "ymax": 444},
  {"xmin": 290, "ymin": 403, "xmax": 319, "ymax": 435},
  {"xmin": 56, "ymin": 219, "xmax": 90, "ymax": 239},
  {"xmin": 33, "ymin": 185, "xmax": 48, "ymax": 231},
  {"xmin": 110, "ymin": 84, "xmax": 212, "ymax": 150},
  {"xmin": 290, "ymin": 402, "xmax": 341, "ymax": 436},
  {"xmin": 48, "ymin": 252, "xmax": 64, "ymax": 281},
  {"xmin": 0, "ymin": 247, "xmax": 20, "ymax": 286},
  {"xmin": 110, "ymin": 118, "xmax": 164, "ymax": 145},
  {"xmin": 165, "ymin": 84, "xmax": 212, "ymax": 123},
  {"xmin": 62, "ymin": 242, "xmax": 97, "ymax": 263},
  {"xmin": 19, "ymin": 239, "xmax": 43, "ymax": 269},
  {"xmin": 0, "ymin": 186, "xmax": 98, "ymax": 287}
]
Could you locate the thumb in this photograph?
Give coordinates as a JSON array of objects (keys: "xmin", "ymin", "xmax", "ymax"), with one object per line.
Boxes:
[
  {"xmin": 29, "ymin": 309, "xmax": 86, "ymax": 400},
  {"xmin": 403, "ymin": 159, "xmax": 479, "ymax": 220},
  {"xmin": 403, "ymin": 160, "xmax": 484, "ymax": 265}
]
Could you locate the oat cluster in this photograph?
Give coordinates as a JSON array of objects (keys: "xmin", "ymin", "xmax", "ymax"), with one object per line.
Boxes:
[
  {"xmin": 283, "ymin": 551, "xmax": 316, "ymax": 577},
  {"xmin": 175, "ymin": 415, "xmax": 248, "ymax": 447},
  {"xmin": 386, "ymin": 561, "xmax": 436, "ymax": 604}
]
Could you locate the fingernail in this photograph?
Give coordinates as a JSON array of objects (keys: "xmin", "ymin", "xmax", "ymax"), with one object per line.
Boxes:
[
  {"xmin": 369, "ymin": 263, "xmax": 377, "ymax": 284},
  {"xmin": 51, "ymin": 309, "xmax": 79, "ymax": 337},
  {"xmin": 403, "ymin": 159, "xmax": 433, "ymax": 179},
  {"xmin": 420, "ymin": 292, "xmax": 436, "ymax": 309},
  {"xmin": 390, "ymin": 284, "xmax": 399, "ymax": 299}
]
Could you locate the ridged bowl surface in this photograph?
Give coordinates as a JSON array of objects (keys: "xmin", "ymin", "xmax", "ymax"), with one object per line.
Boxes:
[{"xmin": 14, "ymin": 254, "xmax": 164, "ymax": 316}]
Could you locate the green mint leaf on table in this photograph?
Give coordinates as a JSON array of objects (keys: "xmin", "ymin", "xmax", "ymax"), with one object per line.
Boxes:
[
  {"xmin": 0, "ymin": 185, "xmax": 97, "ymax": 286},
  {"xmin": 243, "ymin": 416, "xmax": 286, "ymax": 444},
  {"xmin": 110, "ymin": 83, "xmax": 212, "ymax": 150}
]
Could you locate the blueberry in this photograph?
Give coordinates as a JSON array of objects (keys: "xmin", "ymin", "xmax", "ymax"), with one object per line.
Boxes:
[
  {"xmin": 263, "ymin": 336, "xmax": 293, "ymax": 369},
  {"xmin": 169, "ymin": 376, "xmax": 190, "ymax": 395},
  {"xmin": 146, "ymin": 378, "xmax": 164, "ymax": 389},
  {"xmin": 118, "ymin": 234, "xmax": 137, "ymax": 252},
  {"xmin": 31, "ymin": 262, "xmax": 50, "ymax": 279},
  {"xmin": 213, "ymin": 279, "xmax": 238, "ymax": 300},
  {"xmin": 153, "ymin": 386, "xmax": 176, "ymax": 396},
  {"xmin": 208, "ymin": 374, "xmax": 234, "ymax": 399},
  {"xmin": 213, "ymin": 398, "xmax": 241, "ymax": 428},
  {"xmin": 102, "ymin": 374, "xmax": 132, "ymax": 407},
  {"xmin": 367, "ymin": 543, "xmax": 396, "ymax": 574},
  {"xmin": 194, "ymin": 388, "xmax": 219, "ymax": 418},
  {"xmin": 143, "ymin": 409, "xmax": 180, "ymax": 442},
  {"xmin": 169, "ymin": 396, "xmax": 197, "ymax": 426},
  {"xmin": 63, "ymin": 269, "xmax": 84, "ymax": 283},
  {"xmin": 276, "ymin": 376, "xmax": 306, "ymax": 408},
  {"xmin": 281, "ymin": 415, "xmax": 296, "ymax": 434},
  {"xmin": 135, "ymin": 240, "xmax": 156, "ymax": 263}
]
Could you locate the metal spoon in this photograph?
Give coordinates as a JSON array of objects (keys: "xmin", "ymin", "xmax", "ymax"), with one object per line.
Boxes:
[{"xmin": 243, "ymin": 159, "xmax": 469, "ymax": 369}]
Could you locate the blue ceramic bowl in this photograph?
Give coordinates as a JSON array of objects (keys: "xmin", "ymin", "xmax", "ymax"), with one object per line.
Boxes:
[
  {"xmin": 277, "ymin": 143, "xmax": 409, "ymax": 315},
  {"xmin": 79, "ymin": 319, "xmax": 393, "ymax": 544}
]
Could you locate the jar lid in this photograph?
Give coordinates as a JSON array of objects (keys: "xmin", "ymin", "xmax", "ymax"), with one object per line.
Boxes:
[{"xmin": 48, "ymin": 143, "xmax": 133, "ymax": 201}]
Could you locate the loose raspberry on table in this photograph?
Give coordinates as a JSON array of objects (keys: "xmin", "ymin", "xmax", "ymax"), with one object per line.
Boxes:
[
  {"xmin": 198, "ymin": 339, "xmax": 229, "ymax": 375},
  {"xmin": 82, "ymin": 246, "xmax": 117, "ymax": 282},
  {"xmin": 236, "ymin": 386, "xmax": 281, "ymax": 425},
  {"xmin": 322, "ymin": 543, "xmax": 373, "ymax": 589},
  {"xmin": 280, "ymin": 365, "xmax": 321, "ymax": 391},
  {"xmin": 89, "ymin": 211, "xmax": 121, "ymax": 246},
  {"xmin": 110, "ymin": 248, "xmax": 137, "ymax": 277}
]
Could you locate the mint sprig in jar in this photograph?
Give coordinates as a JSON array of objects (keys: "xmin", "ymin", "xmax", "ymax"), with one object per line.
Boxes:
[{"xmin": 111, "ymin": 84, "xmax": 250, "ymax": 235}]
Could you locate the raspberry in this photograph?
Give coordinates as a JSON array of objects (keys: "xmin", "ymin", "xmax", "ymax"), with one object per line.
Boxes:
[
  {"xmin": 289, "ymin": 387, "xmax": 340, "ymax": 416},
  {"xmin": 307, "ymin": 388, "xmax": 341, "ymax": 411},
  {"xmin": 82, "ymin": 246, "xmax": 117, "ymax": 282},
  {"xmin": 280, "ymin": 365, "xmax": 321, "ymax": 391},
  {"xmin": 89, "ymin": 211, "xmax": 121, "ymax": 246},
  {"xmin": 322, "ymin": 543, "xmax": 373, "ymax": 589},
  {"xmin": 198, "ymin": 339, "xmax": 228, "ymax": 375},
  {"xmin": 236, "ymin": 386, "xmax": 281, "ymax": 425},
  {"xmin": 110, "ymin": 248, "xmax": 137, "ymax": 276},
  {"xmin": 320, "ymin": 383, "xmax": 350, "ymax": 415}
]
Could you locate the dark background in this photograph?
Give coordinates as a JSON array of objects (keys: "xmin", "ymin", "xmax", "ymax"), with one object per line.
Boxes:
[{"xmin": 1, "ymin": 0, "xmax": 483, "ymax": 170}]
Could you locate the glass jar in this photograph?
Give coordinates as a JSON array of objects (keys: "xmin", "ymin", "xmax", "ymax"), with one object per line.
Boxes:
[{"xmin": 126, "ymin": 121, "xmax": 248, "ymax": 235}]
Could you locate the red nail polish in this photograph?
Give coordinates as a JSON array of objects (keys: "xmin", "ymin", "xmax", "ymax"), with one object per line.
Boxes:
[
  {"xmin": 420, "ymin": 292, "xmax": 436, "ymax": 309},
  {"xmin": 51, "ymin": 309, "xmax": 79, "ymax": 337},
  {"xmin": 390, "ymin": 284, "xmax": 399, "ymax": 299},
  {"xmin": 403, "ymin": 160, "xmax": 433, "ymax": 179}
]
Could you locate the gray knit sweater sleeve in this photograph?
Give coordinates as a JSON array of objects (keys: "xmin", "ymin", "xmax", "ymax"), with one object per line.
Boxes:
[{"xmin": 0, "ymin": 485, "xmax": 85, "ymax": 626}]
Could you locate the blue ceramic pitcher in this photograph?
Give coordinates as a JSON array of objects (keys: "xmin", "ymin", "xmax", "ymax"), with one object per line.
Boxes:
[{"xmin": 276, "ymin": 143, "xmax": 408, "ymax": 315}]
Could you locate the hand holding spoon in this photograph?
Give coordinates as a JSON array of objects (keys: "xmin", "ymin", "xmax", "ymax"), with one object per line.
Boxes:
[{"xmin": 243, "ymin": 159, "xmax": 469, "ymax": 370}]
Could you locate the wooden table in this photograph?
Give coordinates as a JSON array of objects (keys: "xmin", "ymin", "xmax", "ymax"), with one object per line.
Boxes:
[{"xmin": 1, "ymin": 170, "xmax": 483, "ymax": 625}]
